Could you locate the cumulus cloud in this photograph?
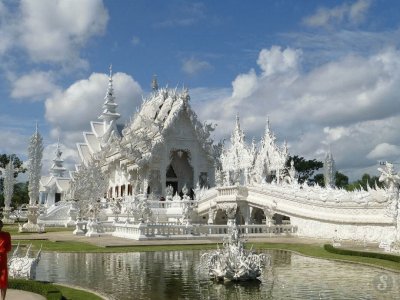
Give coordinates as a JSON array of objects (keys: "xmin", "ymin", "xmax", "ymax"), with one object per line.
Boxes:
[
  {"xmin": 194, "ymin": 45, "xmax": 400, "ymax": 179},
  {"xmin": 303, "ymin": 0, "xmax": 371, "ymax": 28},
  {"xmin": 231, "ymin": 69, "xmax": 258, "ymax": 99},
  {"xmin": 45, "ymin": 72, "xmax": 142, "ymax": 148},
  {"xmin": 0, "ymin": 0, "xmax": 108, "ymax": 65},
  {"xmin": 42, "ymin": 142, "xmax": 79, "ymax": 176},
  {"xmin": 257, "ymin": 46, "xmax": 301, "ymax": 76},
  {"xmin": 182, "ymin": 57, "xmax": 212, "ymax": 75},
  {"xmin": 11, "ymin": 71, "xmax": 60, "ymax": 101},
  {"xmin": 367, "ymin": 143, "xmax": 400, "ymax": 160}
]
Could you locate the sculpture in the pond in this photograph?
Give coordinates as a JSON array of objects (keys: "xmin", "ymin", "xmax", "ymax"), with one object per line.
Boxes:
[
  {"xmin": 8, "ymin": 243, "xmax": 41, "ymax": 280},
  {"xmin": 200, "ymin": 224, "xmax": 269, "ymax": 281}
]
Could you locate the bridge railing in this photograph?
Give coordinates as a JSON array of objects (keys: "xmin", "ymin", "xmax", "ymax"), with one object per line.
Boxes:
[{"xmin": 112, "ymin": 222, "xmax": 297, "ymax": 240}]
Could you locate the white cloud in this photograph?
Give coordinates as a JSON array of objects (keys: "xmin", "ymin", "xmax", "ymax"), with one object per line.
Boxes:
[
  {"xmin": 0, "ymin": 130, "xmax": 29, "ymax": 157},
  {"xmin": 323, "ymin": 126, "xmax": 350, "ymax": 143},
  {"xmin": 367, "ymin": 143, "xmax": 400, "ymax": 160},
  {"xmin": 0, "ymin": 0, "xmax": 108, "ymax": 65},
  {"xmin": 303, "ymin": 0, "xmax": 371, "ymax": 28},
  {"xmin": 42, "ymin": 142, "xmax": 79, "ymax": 176},
  {"xmin": 194, "ymin": 45, "xmax": 400, "ymax": 180},
  {"xmin": 257, "ymin": 46, "xmax": 301, "ymax": 76},
  {"xmin": 45, "ymin": 72, "xmax": 142, "ymax": 148},
  {"xmin": 232, "ymin": 69, "xmax": 258, "ymax": 99},
  {"xmin": 11, "ymin": 71, "xmax": 59, "ymax": 101},
  {"xmin": 182, "ymin": 57, "xmax": 212, "ymax": 75}
]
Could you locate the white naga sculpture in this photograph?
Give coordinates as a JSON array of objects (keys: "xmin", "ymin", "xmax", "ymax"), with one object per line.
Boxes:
[
  {"xmin": 200, "ymin": 224, "xmax": 269, "ymax": 281},
  {"xmin": 8, "ymin": 243, "xmax": 41, "ymax": 280}
]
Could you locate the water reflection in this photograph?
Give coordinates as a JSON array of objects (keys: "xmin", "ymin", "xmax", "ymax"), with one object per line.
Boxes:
[{"xmin": 35, "ymin": 250, "xmax": 400, "ymax": 300}]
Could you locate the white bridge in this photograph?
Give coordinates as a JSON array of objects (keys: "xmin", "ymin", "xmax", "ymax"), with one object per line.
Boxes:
[{"xmin": 195, "ymin": 183, "xmax": 394, "ymax": 243}]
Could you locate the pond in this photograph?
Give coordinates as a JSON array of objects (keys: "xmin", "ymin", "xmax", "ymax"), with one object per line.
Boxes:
[{"xmin": 35, "ymin": 249, "xmax": 400, "ymax": 300}]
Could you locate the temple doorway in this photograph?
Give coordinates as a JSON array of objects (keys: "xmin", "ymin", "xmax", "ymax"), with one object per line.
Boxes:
[{"xmin": 166, "ymin": 150, "xmax": 193, "ymax": 197}]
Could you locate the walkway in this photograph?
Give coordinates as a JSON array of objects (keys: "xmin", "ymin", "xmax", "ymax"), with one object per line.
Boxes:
[{"xmin": 6, "ymin": 289, "xmax": 45, "ymax": 300}]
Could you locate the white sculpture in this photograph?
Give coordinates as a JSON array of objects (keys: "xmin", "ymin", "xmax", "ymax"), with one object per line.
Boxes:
[
  {"xmin": 324, "ymin": 151, "xmax": 336, "ymax": 188},
  {"xmin": 378, "ymin": 162, "xmax": 400, "ymax": 243},
  {"xmin": 2, "ymin": 159, "xmax": 15, "ymax": 224},
  {"xmin": 8, "ymin": 243, "xmax": 41, "ymax": 280},
  {"xmin": 200, "ymin": 223, "xmax": 269, "ymax": 281},
  {"xmin": 21, "ymin": 124, "xmax": 44, "ymax": 232},
  {"xmin": 70, "ymin": 160, "xmax": 108, "ymax": 236}
]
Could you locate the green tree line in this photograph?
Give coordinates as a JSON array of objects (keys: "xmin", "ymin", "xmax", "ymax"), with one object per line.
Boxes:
[{"xmin": 287, "ymin": 155, "xmax": 384, "ymax": 191}]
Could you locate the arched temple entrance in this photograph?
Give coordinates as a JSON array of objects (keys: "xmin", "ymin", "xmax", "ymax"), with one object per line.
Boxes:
[{"xmin": 166, "ymin": 150, "xmax": 194, "ymax": 196}]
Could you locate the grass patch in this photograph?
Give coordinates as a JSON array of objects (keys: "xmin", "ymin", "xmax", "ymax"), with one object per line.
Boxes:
[
  {"xmin": 9, "ymin": 279, "xmax": 102, "ymax": 299},
  {"xmin": 5, "ymin": 224, "xmax": 73, "ymax": 235},
  {"xmin": 9, "ymin": 279, "xmax": 62, "ymax": 300},
  {"xmin": 251, "ymin": 242, "xmax": 400, "ymax": 272},
  {"xmin": 53, "ymin": 284, "xmax": 103, "ymax": 300},
  {"xmin": 13, "ymin": 239, "xmax": 219, "ymax": 253},
  {"xmin": 324, "ymin": 244, "xmax": 400, "ymax": 263}
]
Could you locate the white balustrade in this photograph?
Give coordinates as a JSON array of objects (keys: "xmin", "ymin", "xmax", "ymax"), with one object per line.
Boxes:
[{"xmin": 112, "ymin": 222, "xmax": 297, "ymax": 240}]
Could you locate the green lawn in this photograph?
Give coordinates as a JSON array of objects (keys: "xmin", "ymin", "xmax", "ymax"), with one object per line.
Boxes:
[
  {"xmin": 5, "ymin": 224, "xmax": 73, "ymax": 235},
  {"xmin": 251, "ymin": 242, "xmax": 400, "ymax": 272},
  {"xmin": 53, "ymin": 284, "xmax": 104, "ymax": 300},
  {"xmin": 13, "ymin": 239, "xmax": 219, "ymax": 252}
]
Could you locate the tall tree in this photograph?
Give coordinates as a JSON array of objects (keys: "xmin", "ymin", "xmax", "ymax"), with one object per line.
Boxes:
[
  {"xmin": 346, "ymin": 173, "xmax": 383, "ymax": 191},
  {"xmin": 0, "ymin": 154, "xmax": 26, "ymax": 193},
  {"xmin": 335, "ymin": 171, "xmax": 349, "ymax": 188},
  {"xmin": 0, "ymin": 154, "xmax": 26, "ymax": 178},
  {"xmin": 287, "ymin": 155, "xmax": 323, "ymax": 184}
]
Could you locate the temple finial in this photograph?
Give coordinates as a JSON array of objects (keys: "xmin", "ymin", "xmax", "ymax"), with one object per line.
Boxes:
[
  {"xmin": 109, "ymin": 64, "xmax": 113, "ymax": 78},
  {"xmin": 152, "ymin": 74, "xmax": 158, "ymax": 91}
]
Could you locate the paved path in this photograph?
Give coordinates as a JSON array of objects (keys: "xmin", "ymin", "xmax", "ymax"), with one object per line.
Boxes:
[{"xmin": 6, "ymin": 289, "xmax": 46, "ymax": 300}]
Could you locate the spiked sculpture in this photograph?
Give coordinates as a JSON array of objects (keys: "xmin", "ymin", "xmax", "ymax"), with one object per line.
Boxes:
[
  {"xmin": 21, "ymin": 125, "xmax": 44, "ymax": 232},
  {"xmin": 70, "ymin": 160, "xmax": 108, "ymax": 236},
  {"xmin": 2, "ymin": 159, "xmax": 15, "ymax": 224},
  {"xmin": 200, "ymin": 223, "xmax": 269, "ymax": 281},
  {"xmin": 8, "ymin": 243, "xmax": 42, "ymax": 280}
]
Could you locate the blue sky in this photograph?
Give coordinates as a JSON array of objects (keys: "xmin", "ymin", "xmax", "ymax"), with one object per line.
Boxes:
[{"xmin": 1, "ymin": 0, "xmax": 400, "ymax": 180}]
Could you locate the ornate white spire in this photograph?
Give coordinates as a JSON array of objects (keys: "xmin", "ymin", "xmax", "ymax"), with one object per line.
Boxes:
[
  {"xmin": 324, "ymin": 149, "xmax": 336, "ymax": 188},
  {"xmin": 99, "ymin": 65, "xmax": 120, "ymax": 127},
  {"xmin": 28, "ymin": 124, "xmax": 44, "ymax": 205},
  {"xmin": 231, "ymin": 114, "xmax": 245, "ymax": 145},
  {"xmin": 253, "ymin": 118, "xmax": 288, "ymax": 183},
  {"xmin": 50, "ymin": 139, "xmax": 67, "ymax": 177},
  {"xmin": 220, "ymin": 115, "xmax": 253, "ymax": 185}
]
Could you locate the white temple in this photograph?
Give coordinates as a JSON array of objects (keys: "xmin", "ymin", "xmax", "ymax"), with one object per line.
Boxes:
[
  {"xmin": 76, "ymin": 67, "xmax": 217, "ymax": 200},
  {"xmin": 39, "ymin": 141, "xmax": 72, "ymax": 207},
  {"xmin": 33, "ymin": 68, "xmax": 400, "ymax": 249}
]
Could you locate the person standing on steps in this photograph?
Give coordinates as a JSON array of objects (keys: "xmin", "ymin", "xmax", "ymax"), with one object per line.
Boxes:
[{"xmin": 0, "ymin": 221, "xmax": 11, "ymax": 300}]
